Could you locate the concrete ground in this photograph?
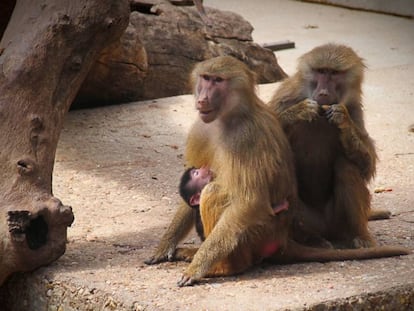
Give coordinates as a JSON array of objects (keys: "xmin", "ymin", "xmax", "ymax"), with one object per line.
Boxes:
[{"xmin": 2, "ymin": 1, "xmax": 414, "ymax": 310}]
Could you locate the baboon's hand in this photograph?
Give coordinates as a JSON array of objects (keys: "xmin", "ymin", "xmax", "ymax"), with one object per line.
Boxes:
[
  {"xmin": 296, "ymin": 99, "xmax": 320, "ymax": 122},
  {"xmin": 144, "ymin": 256, "xmax": 164, "ymax": 265},
  {"xmin": 325, "ymin": 104, "xmax": 351, "ymax": 129},
  {"xmin": 144, "ymin": 243, "xmax": 176, "ymax": 265},
  {"xmin": 177, "ymin": 274, "xmax": 197, "ymax": 287},
  {"xmin": 279, "ymin": 98, "xmax": 320, "ymax": 124}
]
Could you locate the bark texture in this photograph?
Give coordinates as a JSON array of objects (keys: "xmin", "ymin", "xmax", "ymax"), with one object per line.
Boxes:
[
  {"xmin": 73, "ymin": 0, "xmax": 287, "ymax": 107},
  {"xmin": 0, "ymin": 0, "xmax": 129, "ymax": 285}
]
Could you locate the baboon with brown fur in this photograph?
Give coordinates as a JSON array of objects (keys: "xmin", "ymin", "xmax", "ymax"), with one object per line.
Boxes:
[{"xmin": 269, "ymin": 43, "xmax": 386, "ymax": 248}]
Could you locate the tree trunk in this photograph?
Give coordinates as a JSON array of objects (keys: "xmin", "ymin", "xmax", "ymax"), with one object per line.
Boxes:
[{"xmin": 0, "ymin": 0, "xmax": 129, "ymax": 285}]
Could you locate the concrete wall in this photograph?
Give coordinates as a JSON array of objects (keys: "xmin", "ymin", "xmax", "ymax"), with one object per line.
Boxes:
[{"xmin": 302, "ymin": 0, "xmax": 414, "ymax": 18}]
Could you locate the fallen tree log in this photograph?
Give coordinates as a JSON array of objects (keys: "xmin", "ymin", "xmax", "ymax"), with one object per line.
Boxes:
[
  {"xmin": 73, "ymin": 0, "xmax": 287, "ymax": 107},
  {"xmin": 0, "ymin": 0, "xmax": 129, "ymax": 286}
]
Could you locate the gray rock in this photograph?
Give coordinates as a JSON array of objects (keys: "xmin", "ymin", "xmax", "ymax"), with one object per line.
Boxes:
[{"xmin": 73, "ymin": 1, "xmax": 286, "ymax": 107}]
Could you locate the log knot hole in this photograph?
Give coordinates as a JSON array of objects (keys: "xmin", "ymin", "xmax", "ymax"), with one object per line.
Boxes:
[
  {"xmin": 17, "ymin": 158, "xmax": 36, "ymax": 176},
  {"xmin": 7, "ymin": 211, "xmax": 48, "ymax": 250},
  {"xmin": 105, "ymin": 17, "xmax": 114, "ymax": 29}
]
